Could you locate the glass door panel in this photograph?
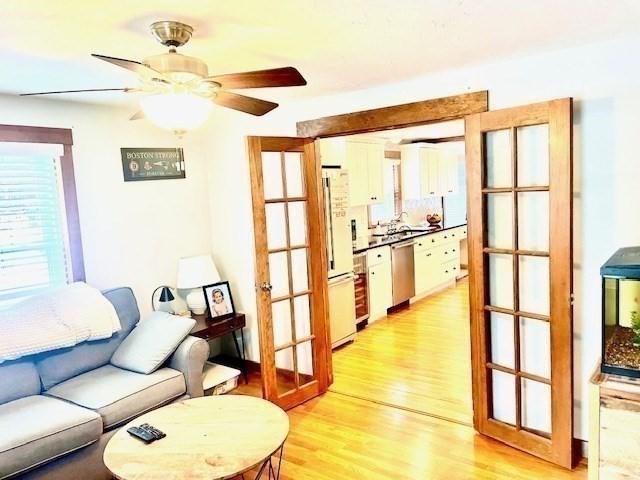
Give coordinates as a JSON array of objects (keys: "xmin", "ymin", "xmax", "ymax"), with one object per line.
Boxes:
[
  {"xmin": 488, "ymin": 253, "xmax": 514, "ymax": 310},
  {"xmin": 521, "ymin": 379, "xmax": 551, "ymax": 436},
  {"xmin": 275, "ymin": 347, "xmax": 295, "ymax": 395},
  {"xmin": 293, "ymin": 294, "xmax": 312, "ymax": 339},
  {"xmin": 517, "ymin": 124, "xmax": 549, "ymax": 187},
  {"xmin": 284, "ymin": 152, "xmax": 305, "ymax": 197},
  {"xmin": 290, "ymin": 248, "xmax": 309, "ymax": 293},
  {"xmin": 487, "ymin": 193, "xmax": 513, "ymax": 249},
  {"xmin": 296, "ymin": 340, "xmax": 314, "ymax": 386},
  {"xmin": 265, "ymin": 204, "xmax": 287, "ymax": 250},
  {"xmin": 288, "ymin": 202, "xmax": 307, "ymax": 246},
  {"xmin": 272, "ymin": 300, "xmax": 292, "ymax": 350},
  {"xmin": 518, "ymin": 255, "xmax": 550, "ymax": 316},
  {"xmin": 268, "ymin": 252, "xmax": 289, "ymax": 299},
  {"xmin": 262, "ymin": 152, "xmax": 284, "ymax": 199},
  {"xmin": 519, "ymin": 317, "xmax": 551, "ymax": 379},
  {"xmin": 491, "ymin": 370, "xmax": 516, "ymax": 426},
  {"xmin": 485, "ymin": 129, "xmax": 512, "ymax": 188},
  {"xmin": 490, "ymin": 312, "xmax": 515, "ymax": 368},
  {"xmin": 517, "ymin": 192, "xmax": 549, "ymax": 251}
]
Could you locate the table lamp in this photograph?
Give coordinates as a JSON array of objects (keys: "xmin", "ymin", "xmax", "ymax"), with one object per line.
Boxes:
[
  {"xmin": 177, "ymin": 254, "xmax": 220, "ymax": 315},
  {"xmin": 151, "ymin": 286, "xmax": 176, "ymax": 314}
]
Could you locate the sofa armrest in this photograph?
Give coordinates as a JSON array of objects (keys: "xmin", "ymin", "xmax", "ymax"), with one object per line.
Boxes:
[{"xmin": 168, "ymin": 335, "xmax": 209, "ymax": 398}]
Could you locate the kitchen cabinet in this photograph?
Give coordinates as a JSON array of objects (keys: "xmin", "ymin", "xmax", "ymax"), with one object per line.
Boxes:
[
  {"xmin": 414, "ymin": 242, "xmax": 439, "ymax": 294},
  {"xmin": 319, "ymin": 137, "xmax": 347, "ymax": 168},
  {"xmin": 367, "ymin": 245, "xmax": 392, "ymax": 322},
  {"xmin": 412, "ymin": 226, "xmax": 464, "ymax": 298},
  {"xmin": 345, "ymin": 140, "xmax": 385, "ymax": 206},
  {"xmin": 440, "ymin": 150, "xmax": 458, "ymax": 195},
  {"xmin": 401, "ymin": 144, "xmax": 459, "ymax": 199}
]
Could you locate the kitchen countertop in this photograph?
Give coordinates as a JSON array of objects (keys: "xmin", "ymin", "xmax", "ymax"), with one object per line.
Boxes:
[{"xmin": 352, "ymin": 223, "xmax": 467, "ymax": 254}]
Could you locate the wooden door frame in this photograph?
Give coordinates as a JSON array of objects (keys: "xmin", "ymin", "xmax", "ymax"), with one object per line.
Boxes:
[
  {"xmin": 294, "ymin": 91, "xmax": 488, "ymax": 381},
  {"xmin": 296, "ymin": 91, "xmax": 488, "ymax": 138}
]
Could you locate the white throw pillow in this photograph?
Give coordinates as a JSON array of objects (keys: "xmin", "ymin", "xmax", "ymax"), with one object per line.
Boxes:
[{"xmin": 110, "ymin": 312, "xmax": 196, "ymax": 374}]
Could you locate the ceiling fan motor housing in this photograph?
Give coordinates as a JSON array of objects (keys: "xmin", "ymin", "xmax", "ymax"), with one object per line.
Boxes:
[
  {"xmin": 150, "ymin": 21, "xmax": 194, "ymax": 47},
  {"xmin": 144, "ymin": 52, "xmax": 209, "ymax": 82}
]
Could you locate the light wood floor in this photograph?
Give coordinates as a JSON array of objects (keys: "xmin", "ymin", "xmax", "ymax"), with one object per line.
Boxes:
[
  {"xmin": 330, "ymin": 278, "xmax": 473, "ymax": 425},
  {"xmin": 236, "ymin": 278, "xmax": 587, "ymax": 479}
]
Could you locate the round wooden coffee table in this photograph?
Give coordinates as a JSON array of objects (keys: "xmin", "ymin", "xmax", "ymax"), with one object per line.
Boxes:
[{"xmin": 104, "ymin": 395, "xmax": 289, "ymax": 480}]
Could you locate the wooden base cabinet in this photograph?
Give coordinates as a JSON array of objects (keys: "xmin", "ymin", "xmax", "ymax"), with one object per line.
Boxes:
[{"xmin": 590, "ymin": 368, "xmax": 640, "ymax": 480}]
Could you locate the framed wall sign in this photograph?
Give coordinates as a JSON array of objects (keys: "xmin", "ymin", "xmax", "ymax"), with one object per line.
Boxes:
[{"xmin": 121, "ymin": 148, "xmax": 185, "ymax": 181}]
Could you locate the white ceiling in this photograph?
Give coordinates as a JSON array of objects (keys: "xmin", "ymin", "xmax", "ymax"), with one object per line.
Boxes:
[{"xmin": 3, "ymin": 0, "xmax": 640, "ymax": 107}]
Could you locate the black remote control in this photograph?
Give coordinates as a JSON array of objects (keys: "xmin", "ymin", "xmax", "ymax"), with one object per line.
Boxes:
[
  {"xmin": 127, "ymin": 424, "xmax": 166, "ymax": 443},
  {"xmin": 141, "ymin": 423, "xmax": 166, "ymax": 439},
  {"xmin": 127, "ymin": 426, "xmax": 156, "ymax": 443}
]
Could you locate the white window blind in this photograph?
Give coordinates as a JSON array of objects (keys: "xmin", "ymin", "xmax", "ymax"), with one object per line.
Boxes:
[{"xmin": 0, "ymin": 143, "xmax": 70, "ymax": 306}]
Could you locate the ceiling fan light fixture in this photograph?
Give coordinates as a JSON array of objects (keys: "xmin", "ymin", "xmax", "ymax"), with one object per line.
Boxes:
[{"xmin": 139, "ymin": 92, "xmax": 213, "ymax": 134}]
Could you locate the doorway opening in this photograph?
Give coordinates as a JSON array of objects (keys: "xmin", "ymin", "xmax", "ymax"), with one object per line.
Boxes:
[{"xmin": 320, "ymin": 120, "xmax": 473, "ymax": 425}]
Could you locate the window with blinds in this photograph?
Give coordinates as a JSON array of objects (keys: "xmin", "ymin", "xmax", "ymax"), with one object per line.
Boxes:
[{"xmin": 0, "ymin": 143, "xmax": 70, "ymax": 307}]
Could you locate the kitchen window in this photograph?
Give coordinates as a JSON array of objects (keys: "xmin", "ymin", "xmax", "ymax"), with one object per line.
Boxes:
[
  {"xmin": 369, "ymin": 157, "xmax": 402, "ymax": 226},
  {"xmin": 0, "ymin": 125, "xmax": 83, "ymax": 308}
]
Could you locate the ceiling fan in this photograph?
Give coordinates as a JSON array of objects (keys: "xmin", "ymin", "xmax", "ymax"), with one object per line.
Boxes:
[{"xmin": 21, "ymin": 21, "xmax": 307, "ymax": 133}]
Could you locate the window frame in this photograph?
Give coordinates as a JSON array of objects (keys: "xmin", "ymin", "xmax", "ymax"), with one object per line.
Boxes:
[{"xmin": 0, "ymin": 124, "xmax": 85, "ymax": 282}]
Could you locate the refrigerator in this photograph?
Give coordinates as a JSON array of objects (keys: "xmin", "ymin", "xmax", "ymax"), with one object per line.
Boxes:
[{"xmin": 322, "ymin": 168, "xmax": 357, "ymax": 349}]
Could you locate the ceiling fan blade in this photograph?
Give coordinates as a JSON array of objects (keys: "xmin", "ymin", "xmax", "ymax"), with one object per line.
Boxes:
[
  {"xmin": 130, "ymin": 111, "xmax": 145, "ymax": 121},
  {"xmin": 213, "ymin": 91, "xmax": 278, "ymax": 116},
  {"xmin": 208, "ymin": 67, "xmax": 306, "ymax": 89},
  {"xmin": 91, "ymin": 54, "xmax": 161, "ymax": 78},
  {"xmin": 20, "ymin": 87, "xmax": 134, "ymax": 97}
]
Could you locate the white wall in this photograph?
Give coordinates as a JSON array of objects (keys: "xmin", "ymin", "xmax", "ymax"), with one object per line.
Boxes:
[
  {"xmin": 202, "ymin": 33, "xmax": 640, "ymax": 441},
  {"xmin": 0, "ymin": 94, "xmax": 212, "ymax": 318}
]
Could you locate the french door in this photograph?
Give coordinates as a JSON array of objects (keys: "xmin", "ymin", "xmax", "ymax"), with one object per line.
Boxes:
[
  {"xmin": 465, "ymin": 99, "xmax": 574, "ymax": 467},
  {"xmin": 247, "ymin": 136, "xmax": 332, "ymax": 410}
]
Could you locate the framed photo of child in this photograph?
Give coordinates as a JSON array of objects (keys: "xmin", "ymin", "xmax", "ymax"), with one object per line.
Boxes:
[{"xmin": 203, "ymin": 281, "xmax": 236, "ymax": 320}]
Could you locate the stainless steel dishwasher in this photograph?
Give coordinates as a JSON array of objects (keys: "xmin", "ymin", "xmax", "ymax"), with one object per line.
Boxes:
[{"xmin": 391, "ymin": 240, "xmax": 415, "ymax": 306}]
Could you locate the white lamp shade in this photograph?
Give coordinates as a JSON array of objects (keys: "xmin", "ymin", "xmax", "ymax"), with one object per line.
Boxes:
[{"xmin": 177, "ymin": 255, "xmax": 220, "ymax": 289}]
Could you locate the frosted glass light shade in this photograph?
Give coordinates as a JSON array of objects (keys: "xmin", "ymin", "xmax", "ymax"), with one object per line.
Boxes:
[
  {"xmin": 177, "ymin": 255, "xmax": 220, "ymax": 289},
  {"xmin": 140, "ymin": 93, "xmax": 213, "ymax": 134}
]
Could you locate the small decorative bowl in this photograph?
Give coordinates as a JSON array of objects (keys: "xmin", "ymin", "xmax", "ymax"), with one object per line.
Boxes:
[{"xmin": 426, "ymin": 213, "xmax": 442, "ymax": 225}]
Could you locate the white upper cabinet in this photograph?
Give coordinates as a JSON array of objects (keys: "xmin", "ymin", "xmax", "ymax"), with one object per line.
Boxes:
[
  {"xmin": 366, "ymin": 143, "xmax": 384, "ymax": 203},
  {"xmin": 441, "ymin": 150, "xmax": 459, "ymax": 195},
  {"xmin": 401, "ymin": 144, "xmax": 460, "ymax": 199},
  {"xmin": 345, "ymin": 139, "xmax": 385, "ymax": 206},
  {"xmin": 319, "ymin": 137, "xmax": 347, "ymax": 168}
]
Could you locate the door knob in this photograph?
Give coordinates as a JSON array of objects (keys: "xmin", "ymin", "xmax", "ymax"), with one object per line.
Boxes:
[{"xmin": 260, "ymin": 282, "xmax": 273, "ymax": 292}]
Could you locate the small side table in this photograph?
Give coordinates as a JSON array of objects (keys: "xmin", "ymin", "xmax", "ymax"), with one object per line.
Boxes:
[{"xmin": 190, "ymin": 312, "xmax": 248, "ymax": 384}]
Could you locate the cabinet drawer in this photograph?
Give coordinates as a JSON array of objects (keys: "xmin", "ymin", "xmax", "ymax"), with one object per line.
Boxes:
[
  {"xmin": 442, "ymin": 259, "xmax": 460, "ymax": 279},
  {"xmin": 413, "ymin": 236, "xmax": 432, "ymax": 253},
  {"xmin": 423, "ymin": 232, "xmax": 444, "ymax": 248},
  {"xmin": 440, "ymin": 230, "xmax": 459, "ymax": 243},
  {"xmin": 440, "ymin": 243, "xmax": 460, "ymax": 260},
  {"xmin": 444, "ymin": 228, "xmax": 463, "ymax": 242},
  {"xmin": 367, "ymin": 245, "xmax": 391, "ymax": 267}
]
